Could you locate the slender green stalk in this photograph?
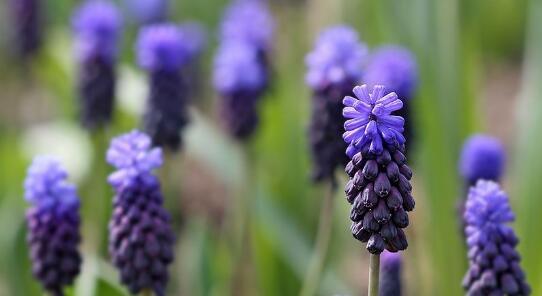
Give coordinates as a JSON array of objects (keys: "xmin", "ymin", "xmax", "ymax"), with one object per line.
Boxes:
[
  {"xmin": 368, "ymin": 254, "xmax": 380, "ymax": 296},
  {"xmin": 299, "ymin": 183, "xmax": 335, "ymax": 296},
  {"xmin": 91, "ymin": 128, "xmax": 110, "ymax": 256},
  {"xmin": 140, "ymin": 289, "xmax": 153, "ymax": 296}
]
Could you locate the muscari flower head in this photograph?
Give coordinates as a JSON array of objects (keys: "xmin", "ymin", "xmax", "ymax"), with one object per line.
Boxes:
[
  {"xmin": 24, "ymin": 156, "xmax": 81, "ymax": 296},
  {"xmin": 137, "ymin": 23, "xmax": 192, "ymax": 72},
  {"xmin": 380, "ymin": 251, "xmax": 402, "ymax": 296},
  {"xmin": 460, "ymin": 134, "xmax": 506, "ymax": 186},
  {"xmin": 72, "ymin": 1, "xmax": 122, "ymax": 63},
  {"xmin": 364, "ymin": 46, "xmax": 418, "ymax": 100},
  {"xmin": 305, "ymin": 25, "xmax": 368, "ymax": 91},
  {"xmin": 220, "ymin": 0, "xmax": 274, "ymax": 53},
  {"xmin": 107, "ymin": 130, "xmax": 175, "ymax": 296},
  {"xmin": 124, "ymin": 0, "xmax": 167, "ymax": 24},
  {"xmin": 343, "ymin": 84, "xmax": 414, "ymax": 254},
  {"xmin": 10, "ymin": 0, "xmax": 42, "ymax": 58},
  {"xmin": 178, "ymin": 22, "xmax": 207, "ymax": 60},
  {"xmin": 463, "ymin": 180, "xmax": 530, "ymax": 295}
]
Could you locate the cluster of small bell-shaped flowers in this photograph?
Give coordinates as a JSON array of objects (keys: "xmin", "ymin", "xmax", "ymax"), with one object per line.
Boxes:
[
  {"xmin": 123, "ymin": 0, "xmax": 168, "ymax": 24},
  {"xmin": 107, "ymin": 130, "xmax": 175, "ymax": 296},
  {"xmin": 364, "ymin": 46, "xmax": 418, "ymax": 146},
  {"xmin": 9, "ymin": 0, "xmax": 42, "ymax": 59},
  {"xmin": 342, "ymin": 85, "xmax": 415, "ymax": 254},
  {"xmin": 460, "ymin": 134, "xmax": 506, "ymax": 187},
  {"xmin": 213, "ymin": 0, "xmax": 274, "ymax": 140},
  {"xmin": 72, "ymin": 1, "xmax": 122, "ymax": 130},
  {"xmin": 305, "ymin": 25, "xmax": 367, "ymax": 183},
  {"xmin": 24, "ymin": 156, "xmax": 82, "ymax": 296},
  {"xmin": 137, "ymin": 24, "xmax": 200, "ymax": 150},
  {"xmin": 463, "ymin": 180, "xmax": 530, "ymax": 295},
  {"xmin": 379, "ymin": 250, "xmax": 403, "ymax": 296}
]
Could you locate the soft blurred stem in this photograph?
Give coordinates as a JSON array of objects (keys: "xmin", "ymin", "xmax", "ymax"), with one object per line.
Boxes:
[
  {"xmin": 368, "ymin": 254, "xmax": 380, "ymax": 296},
  {"xmin": 160, "ymin": 150, "xmax": 182, "ymax": 228},
  {"xmin": 299, "ymin": 182, "xmax": 335, "ymax": 296},
  {"xmin": 140, "ymin": 289, "xmax": 153, "ymax": 296},
  {"xmin": 91, "ymin": 128, "xmax": 110, "ymax": 256}
]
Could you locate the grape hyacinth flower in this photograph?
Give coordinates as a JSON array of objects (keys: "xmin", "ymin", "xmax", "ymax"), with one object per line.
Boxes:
[
  {"xmin": 10, "ymin": 0, "xmax": 42, "ymax": 58},
  {"xmin": 305, "ymin": 25, "xmax": 367, "ymax": 183},
  {"xmin": 124, "ymin": 0, "xmax": 168, "ymax": 24},
  {"xmin": 343, "ymin": 84, "xmax": 414, "ymax": 254},
  {"xmin": 213, "ymin": 41, "xmax": 267, "ymax": 139},
  {"xmin": 364, "ymin": 46, "xmax": 418, "ymax": 144},
  {"xmin": 379, "ymin": 251, "xmax": 402, "ymax": 296},
  {"xmin": 73, "ymin": 1, "xmax": 122, "ymax": 129},
  {"xmin": 460, "ymin": 134, "xmax": 506, "ymax": 187},
  {"xmin": 107, "ymin": 130, "xmax": 175, "ymax": 295},
  {"xmin": 137, "ymin": 24, "xmax": 195, "ymax": 149},
  {"xmin": 24, "ymin": 157, "xmax": 82, "ymax": 296},
  {"xmin": 463, "ymin": 180, "xmax": 530, "ymax": 295}
]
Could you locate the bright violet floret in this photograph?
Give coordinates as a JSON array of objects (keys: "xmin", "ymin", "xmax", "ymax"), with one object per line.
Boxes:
[{"xmin": 460, "ymin": 134, "xmax": 506, "ymax": 186}]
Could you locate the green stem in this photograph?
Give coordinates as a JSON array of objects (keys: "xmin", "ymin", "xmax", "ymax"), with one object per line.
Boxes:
[
  {"xmin": 299, "ymin": 183, "xmax": 336, "ymax": 296},
  {"xmin": 91, "ymin": 128, "xmax": 110, "ymax": 256},
  {"xmin": 140, "ymin": 289, "xmax": 153, "ymax": 296},
  {"xmin": 368, "ymin": 254, "xmax": 380, "ymax": 296}
]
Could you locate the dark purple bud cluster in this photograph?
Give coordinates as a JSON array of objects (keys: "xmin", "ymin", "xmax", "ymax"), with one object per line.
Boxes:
[
  {"xmin": 10, "ymin": 0, "xmax": 42, "ymax": 58},
  {"xmin": 463, "ymin": 181, "xmax": 530, "ymax": 296},
  {"xmin": 305, "ymin": 26, "xmax": 367, "ymax": 183},
  {"xmin": 379, "ymin": 251, "xmax": 402, "ymax": 296},
  {"xmin": 24, "ymin": 157, "xmax": 82, "ymax": 296},
  {"xmin": 107, "ymin": 131, "xmax": 175, "ymax": 296},
  {"xmin": 72, "ymin": 1, "xmax": 122, "ymax": 129},
  {"xmin": 343, "ymin": 85, "xmax": 414, "ymax": 254}
]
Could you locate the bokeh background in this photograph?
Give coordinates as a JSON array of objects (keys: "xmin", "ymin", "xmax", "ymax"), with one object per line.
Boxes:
[{"xmin": 0, "ymin": 0, "xmax": 541, "ymax": 295}]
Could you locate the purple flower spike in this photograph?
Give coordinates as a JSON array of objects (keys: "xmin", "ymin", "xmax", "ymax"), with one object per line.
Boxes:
[
  {"xmin": 124, "ymin": 0, "xmax": 167, "ymax": 24},
  {"xmin": 343, "ymin": 85, "xmax": 405, "ymax": 156},
  {"xmin": 305, "ymin": 25, "xmax": 368, "ymax": 90},
  {"xmin": 137, "ymin": 24, "xmax": 191, "ymax": 71},
  {"xmin": 463, "ymin": 180, "xmax": 530, "ymax": 295},
  {"xmin": 10, "ymin": 0, "xmax": 42, "ymax": 58},
  {"xmin": 73, "ymin": 1, "xmax": 122, "ymax": 129},
  {"xmin": 24, "ymin": 156, "xmax": 81, "ymax": 296},
  {"xmin": 178, "ymin": 22, "xmax": 207, "ymax": 59},
  {"xmin": 380, "ymin": 251, "xmax": 402, "ymax": 296},
  {"xmin": 107, "ymin": 130, "xmax": 175, "ymax": 296},
  {"xmin": 220, "ymin": 0, "xmax": 275, "ymax": 54},
  {"xmin": 364, "ymin": 46, "xmax": 418, "ymax": 100},
  {"xmin": 343, "ymin": 84, "xmax": 413, "ymax": 254},
  {"xmin": 460, "ymin": 134, "xmax": 506, "ymax": 186}
]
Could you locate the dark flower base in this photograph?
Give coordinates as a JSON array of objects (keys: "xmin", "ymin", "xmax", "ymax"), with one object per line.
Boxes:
[
  {"xmin": 11, "ymin": 0, "xmax": 42, "ymax": 58},
  {"xmin": 26, "ymin": 207, "xmax": 81, "ymax": 296},
  {"xmin": 78, "ymin": 57, "xmax": 116, "ymax": 129},
  {"xmin": 309, "ymin": 82, "xmax": 352, "ymax": 184},
  {"xmin": 345, "ymin": 143, "xmax": 414, "ymax": 254},
  {"xmin": 219, "ymin": 90, "xmax": 262, "ymax": 140},
  {"xmin": 144, "ymin": 70, "xmax": 189, "ymax": 150},
  {"xmin": 109, "ymin": 178, "xmax": 175, "ymax": 296}
]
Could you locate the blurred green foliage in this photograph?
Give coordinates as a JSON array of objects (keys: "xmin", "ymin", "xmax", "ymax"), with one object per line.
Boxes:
[{"xmin": 0, "ymin": 0, "xmax": 538, "ymax": 295}]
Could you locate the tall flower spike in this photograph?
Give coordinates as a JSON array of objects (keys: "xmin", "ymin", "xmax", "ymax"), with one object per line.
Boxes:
[
  {"xmin": 24, "ymin": 157, "xmax": 82, "ymax": 296},
  {"xmin": 305, "ymin": 25, "xmax": 367, "ymax": 183},
  {"xmin": 379, "ymin": 251, "xmax": 402, "ymax": 296},
  {"xmin": 463, "ymin": 180, "xmax": 530, "ymax": 295},
  {"xmin": 213, "ymin": 41, "xmax": 267, "ymax": 139},
  {"xmin": 107, "ymin": 130, "xmax": 175, "ymax": 296},
  {"xmin": 343, "ymin": 84, "xmax": 414, "ymax": 254},
  {"xmin": 73, "ymin": 1, "xmax": 122, "ymax": 129},
  {"xmin": 124, "ymin": 0, "xmax": 168, "ymax": 24},
  {"xmin": 137, "ymin": 24, "xmax": 194, "ymax": 149},
  {"xmin": 364, "ymin": 46, "xmax": 418, "ymax": 146},
  {"xmin": 10, "ymin": 0, "xmax": 42, "ymax": 59},
  {"xmin": 460, "ymin": 134, "xmax": 506, "ymax": 186}
]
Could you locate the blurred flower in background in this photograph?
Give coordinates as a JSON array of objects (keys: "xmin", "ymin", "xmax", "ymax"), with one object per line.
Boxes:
[
  {"xmin": 379, "ymin": 251, "xmax": 402, "ymax": 296},
  {"xmin": 460, "ymin": 134, "xmax": 506, "ymax": 187},
  {"xmin": 123, "ymin": 0, "xmax": 168, "ymax": 24},
  {"xmin": 9, "ymin": 0, "xmax": 43, "ymax": 59}
]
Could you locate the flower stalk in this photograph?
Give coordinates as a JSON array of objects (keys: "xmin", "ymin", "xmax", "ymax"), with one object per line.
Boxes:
[{"xmin": 369, "ymin": 254, "xmax": 380, "ymax": 296}]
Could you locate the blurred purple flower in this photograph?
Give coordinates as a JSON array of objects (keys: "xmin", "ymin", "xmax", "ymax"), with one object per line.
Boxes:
[
  {"xmin": 107, "ymin": 130, "xmax": 174, "ymax": 296},
  {"xmin": 364, "ymin": 46, "xmax": 418, "ymax": 100},
  {"xmin": 124, "ymin": 0, "xmax": 167, "ymax": 24},
  {"xmin": 10, "ymin": 0, "xmax": 42, "ymax": 58},
  {"xmin": 460, "ymin": 134, "xmax": 506, "ymax": 186},
  {"xmin": 24, "ymin": 156, "xmax": 81, "ymax": 295},
  {"xmin": 380, "ymin": 251, "xmax": 402, "ymax": 296},
  {"xmin": 137, "ymin": 23, "xmax": 192, "ymax": 71},
  {"xmin": 305, "ymin": 25, "xmax": 368, "ymax": 90},
  {"xmin": 463, "ymin": 180, "xmax": 530, "ymax": 295}
]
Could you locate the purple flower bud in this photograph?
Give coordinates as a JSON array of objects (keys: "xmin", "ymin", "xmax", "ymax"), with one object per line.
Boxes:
[
  {"xmin": 10, "ymin": 0, "xmax": 42, "ymax": 58},
  {"xmin": 380, "ymin": 251, "xmax": 402, "ymax": 296},
  {"xmin": 343, "ymin": 84, "xmax": 414, "ymax": 254},
  {"xmin": 107, "ymin": 130, "xmax": 175, "ymax": 296},
  {"xmin": 306, "ymin": 25, "xmax": 367, "ymax": 182},
  {"xmin": 72, "ymin": 1, "xmax": 122, "ymax": 129},
  {"xmin": 460, "ymin": 134, "xmax": 506, "ymax": 186},
  {"xmin": 124, "ymin": 0, "xmax": 167, "ymax": 24},
  {"xmin": 24, "ymin": 157, "xmax": 82, "ymax": 295},
  {"xmin": 463, "ymin": 180, "xmax": 530, "ymax": 295}
]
